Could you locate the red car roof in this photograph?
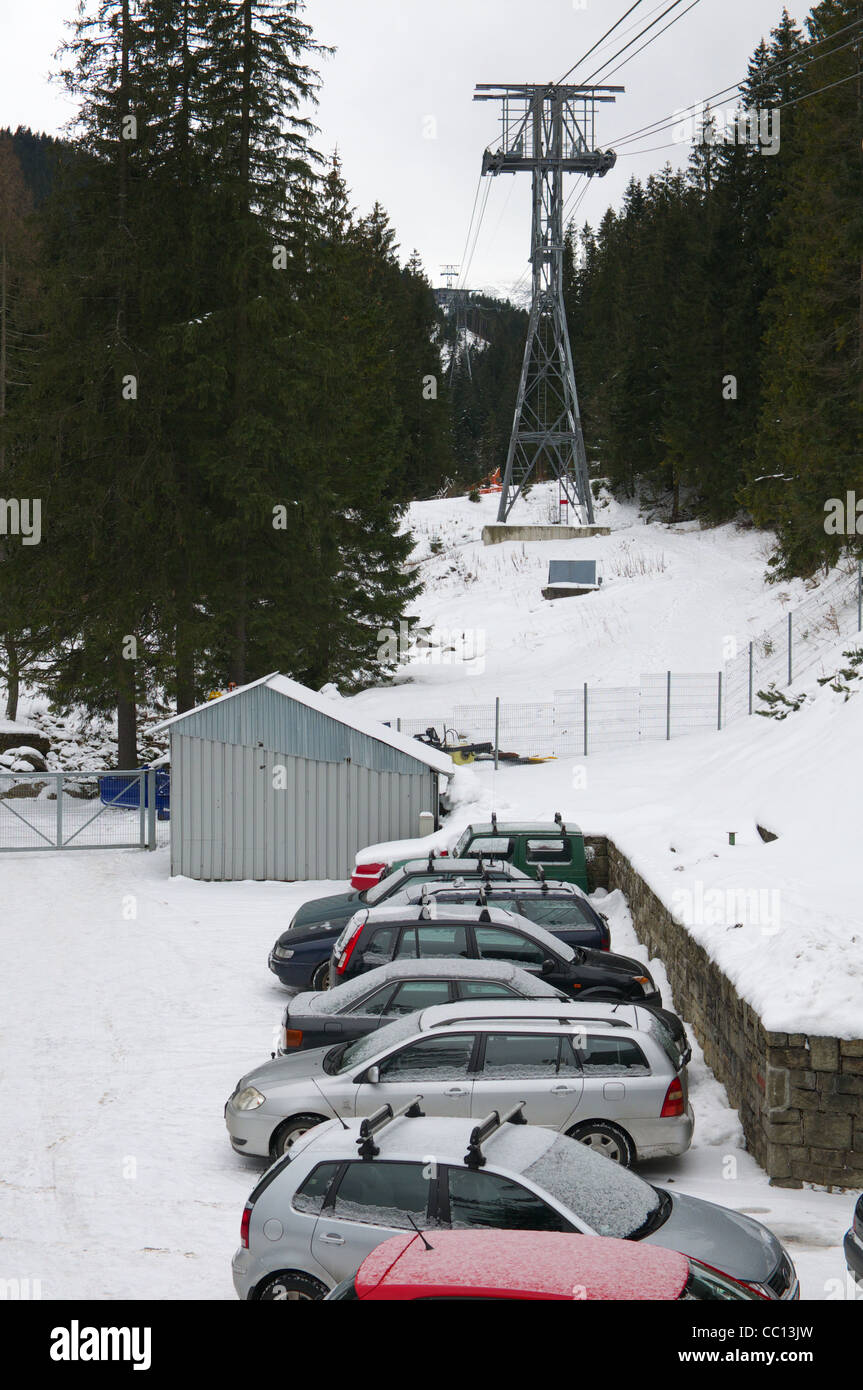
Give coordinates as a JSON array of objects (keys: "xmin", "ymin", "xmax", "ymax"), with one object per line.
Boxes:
[{"xmin": 354, "ymin": 1230, "xmax": 690, "ymax": 1301}]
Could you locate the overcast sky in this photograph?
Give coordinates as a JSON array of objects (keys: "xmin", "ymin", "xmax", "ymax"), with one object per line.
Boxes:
[{"xmin": 1, "ymin": 0, "xmax": 802, "ymax": 297}]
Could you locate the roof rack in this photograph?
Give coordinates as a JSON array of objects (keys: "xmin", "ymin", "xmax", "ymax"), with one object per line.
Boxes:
[
  {"xmin": 536, "ymin": 865, "xmax": 549, "ymax": 894},
  {"xmin": 356, "ymin": 1097, "xmax": 425, "ymax": 1160},
  {"xmin": 490, "ymin": 811, "xmax": 498, "ymax": 832},
  {"xmin": 478, "ymin": 906, "xmax": 492, "ymax": 923},
  {"xmin": 554, "ymin": 811, "xmax": 567, "ymax": 836},
  {"xmin": 427, "ymin": 851, "xmax": 436, "ymax": 872},
  {"xmin": 436, "ymin": 1013, "xmax": 634, "ymax": 1031},
  {"xmin": 464, "ymin": 1103, "xmax": 527, "ymax": 1169}
]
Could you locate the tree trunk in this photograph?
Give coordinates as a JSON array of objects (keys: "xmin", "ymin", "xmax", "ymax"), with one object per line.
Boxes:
[
  {"xmin": 4, "ymin": 635, "xmax": 19, "ymax": 721},
  {"xmin": 116, "ymin": 653, "xmax": 138, "ymax": 768}
]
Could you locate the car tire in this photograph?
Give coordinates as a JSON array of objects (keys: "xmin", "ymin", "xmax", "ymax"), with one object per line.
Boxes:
[
  {"xmin": 255, "ymin": 1271, "xmax": 328, "ymax": 1301},
  {"xmin": 269, "ymin": 1114, "xmax": 328, "ymax": 1160},
  {"xmin": 311, "ymin": 961, "xmax": 331, "ymax": 991},
  {"xmin": 566, "ymin": 1120, "xmax": 636, "ymax": 1167}
]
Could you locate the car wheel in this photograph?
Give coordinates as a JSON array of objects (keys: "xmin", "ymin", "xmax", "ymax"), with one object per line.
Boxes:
[
  {"xmin": 567, "ymin": 1120, "xmax": 636, "ymax": 1167},
  {"xmin": 311, "ymin": 960, "xmax": 331, "ymax": 991},
  {"xmin": 255, "ymin": 1271, "xmax": 328, "ymax": 1301},
  {"xmin": 270, "ymin": 1114, "xmax": 328, "ymax": 1160}
]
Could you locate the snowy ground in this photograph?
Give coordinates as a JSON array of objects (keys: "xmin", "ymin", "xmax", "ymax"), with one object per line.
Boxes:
[
  {"xmin": 0, "ymin": 846, "xmax": 855, "ymax": 1301},
  {"xmin": 350, "ymin": 488, "xmax": 839, "ymax": 713}
]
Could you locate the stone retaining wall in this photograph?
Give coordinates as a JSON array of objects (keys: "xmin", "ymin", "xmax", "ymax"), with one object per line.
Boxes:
[{"xmin": 586, "ymin": 834, "xmax": 863, "ymax": 1189}]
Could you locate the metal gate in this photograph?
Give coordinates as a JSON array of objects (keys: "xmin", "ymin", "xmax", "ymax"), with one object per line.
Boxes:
[{"xmin": 0, "ymin": 770, "xmax": 167, "ymax": 852}]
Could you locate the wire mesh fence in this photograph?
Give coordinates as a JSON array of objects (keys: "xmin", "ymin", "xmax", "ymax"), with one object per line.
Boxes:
[
  {"xmin": 0, "ymin": 771, "xmax": 171, "ymax": 852},
  {"xmin": 387, "ymin": 565, "xmax": 863, "ymax": 760}
]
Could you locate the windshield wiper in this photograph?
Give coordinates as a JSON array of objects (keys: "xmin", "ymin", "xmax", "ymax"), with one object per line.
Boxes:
[{"xmin": 630, "ymin": 1187, "xmax": 673, "ymax": 1240}]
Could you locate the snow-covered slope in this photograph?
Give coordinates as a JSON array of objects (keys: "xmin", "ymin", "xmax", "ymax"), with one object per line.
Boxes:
[
  {"xmin": 349, "ymin": 486, "xmax": 863, "ymax": 1039},
  {"xmin": 351, "ymin": 486, "xmax": 840, "ymax": 716}
]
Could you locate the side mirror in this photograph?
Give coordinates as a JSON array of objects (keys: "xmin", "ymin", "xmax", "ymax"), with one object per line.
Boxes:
[
  {"xmin": 365, "ymin": 1064, "xmax": 380, "ymax": 1084},
  {"xmin": 541, "ymin": 958, "xmax": 556, "ymax": 976}
]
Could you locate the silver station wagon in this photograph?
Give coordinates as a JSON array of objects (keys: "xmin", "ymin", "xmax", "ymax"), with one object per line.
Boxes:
[
  {"xmin": 225, "ymin": 998, "xmax": 693, "ymax": 1167},
  {"xmin": 231, "ymin": 1108, "xmax": 797, "ymax": 1301}
]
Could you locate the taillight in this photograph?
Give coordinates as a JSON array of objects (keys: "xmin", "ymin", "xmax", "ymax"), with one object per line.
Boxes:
[
  {"xmin": 240, "ymin": 1204, "xmax": 251, "ymax": 1248},
  {"xmin": 282, "ymin": 1029, "xmax": 303, "ymax": 1048},
  {"xmin": 335, "ymin": 919, "xmax": 364, "ymax": 976},
  {"xmin": 351, "ymin": 862, "xmax": 385, "ymax": 891},
  {"xmin": 661, "ymin": 1078, "xmax": 685, "ymax": 1118}
]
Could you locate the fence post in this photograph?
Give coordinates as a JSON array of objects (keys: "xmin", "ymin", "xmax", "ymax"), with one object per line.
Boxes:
[
  {"xmin": 748, "ymin": 641, "xmax": 754, "ymax": 716},
  {"xmin": 56, "ymin": 772, "xmax": 63, "ymax": 848},
  {"xmin": 146, "ymin": 770, "xmax": 157, "ymax": 850},
  {"xmin": 666, "ymin": 671, "xmax": 671, "ymax": 741},
  {"xmin": 858, "ymin": 557, "xmax": 861, "ymax": 633},
  {"xmin": 583, "ymin": 683, "xmax": 588, "ymax": 756},
  {"xmin": 717, "ymin": 671, "xmax": 723, "ymax": 731},
  {"xmin": 788, "ymin": 611, "xmax": 793, "ymax": 685},
  {"xmin": 396, "ymin": 718, "xmax": 401, "ymax": 733},
  {"xmin": 494, "ymin": 697, "xmax": 500, "ymax": 771}
]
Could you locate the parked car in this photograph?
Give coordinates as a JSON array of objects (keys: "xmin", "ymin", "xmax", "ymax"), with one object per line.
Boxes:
[
  {"xmin": 352, "ymin": 813, "xmax": 589, "ymax": 893},
  {"xmin": 324, "ymin": 1229, "xmax": 768, "ymax": 1302},
  {"xmin": 231, "ymin": 1106, "xmax": 798, "ymax": 1300},
  {"xmin": 328, "ymin": 903, "xmax": 660, "ymax": 1004},
  {"xmin": 270, "ymin": 859, "xmax": 528, "ymax": 992},
  {"xmin": 225, "ymin": 997, "xmax": 694, "ymax": 1165},
  {"xmin": 845, "ymin": 1193, "xmax": 863, "ymax": 1286},
  {"xmin": 277, "ymin": 958, "xmax": 571, "ymax": 1054},
  {"xmin": 402, "ymin": 878, "xmax": 611, "ymax": 951}
]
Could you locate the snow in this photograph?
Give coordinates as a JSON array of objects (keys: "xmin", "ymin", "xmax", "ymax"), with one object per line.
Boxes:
[{"xmin": 0, "ymin": 845, "xmax": 856, "ymax": 1299}]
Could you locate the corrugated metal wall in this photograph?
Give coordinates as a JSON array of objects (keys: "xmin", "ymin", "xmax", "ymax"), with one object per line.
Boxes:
[{"xmin": 171, "ymin": 734, "xmax": 437, "ymax": 881}]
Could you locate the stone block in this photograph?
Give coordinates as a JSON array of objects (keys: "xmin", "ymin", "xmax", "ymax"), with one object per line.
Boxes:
[
  {"xmin": 809, "ymin": 1038, "xmax": 840, "ymax": 1072},
  {"xmin": 802, "ymin": 1114, "xmax": 852, "ymax": 1149}
]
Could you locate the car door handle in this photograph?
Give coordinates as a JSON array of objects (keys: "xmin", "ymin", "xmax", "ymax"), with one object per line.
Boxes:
[
  {"xmin": 319, "ymin": 1233, "xmax": 345, "ymax": 1246},
  {"xmin": 551, "ymin": 1085, "xmax": 574, "ymax": 1094},
  {"xmin": 445, "ymin": 1087, "xmax": 468, "ymax": 1097}
]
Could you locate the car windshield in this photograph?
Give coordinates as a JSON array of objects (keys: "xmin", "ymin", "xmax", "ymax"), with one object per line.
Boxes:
[
  {"xmin": 453, "ymin": 829, "xmax": 472, "ymax": 859},
  {"xmin": 329, "ymin": 1012, "xmax": 422, "ymax": 1073},
  {"xmin": 364, "ymin": 868, "xmax": 408, "ymax": 905},
  {"xmin": 512, "ymin": 1132, "xmax": 663, "ymax": 1239}
]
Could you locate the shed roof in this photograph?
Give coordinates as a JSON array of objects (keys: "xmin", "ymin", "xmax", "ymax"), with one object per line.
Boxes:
[{"xmin": 152, "ymin": 673, "xmax": 452, "ymax": 776}]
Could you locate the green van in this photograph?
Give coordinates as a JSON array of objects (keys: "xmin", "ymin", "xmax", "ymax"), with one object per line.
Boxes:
[{"xmin": 449, "ymin": 813, "xmax": 590, "ymax": 891}]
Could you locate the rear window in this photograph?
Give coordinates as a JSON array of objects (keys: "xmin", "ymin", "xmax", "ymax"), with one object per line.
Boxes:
[
  {"xmin": 365, "ymin": 869, "xmax": 407, "ymax": 905},
  {"xmin": 525, "ymin": 838, "xmax": 572, "ymax": 865},
  {"xmin": 578, "ymin": 1037, "xmax": 650, "ymax": 1075},
  {"xmin": 642, "ymin": 1013, "xmax": 684, "ymax": 1069}
]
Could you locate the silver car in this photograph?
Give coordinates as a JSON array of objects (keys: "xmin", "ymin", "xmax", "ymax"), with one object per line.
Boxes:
[
  {"xmin": 225, "ymin": 998, "xmax": 693, "ymax": 1166},
  {"xmin": 231, "ymin": 1108, "xmax": 798, "ymax": 1300}
]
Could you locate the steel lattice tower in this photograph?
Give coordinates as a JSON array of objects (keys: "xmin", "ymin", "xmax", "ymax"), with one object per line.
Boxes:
[{"xmin": 474, "ymin": 83, "xmax": 621, "ymax": 524}]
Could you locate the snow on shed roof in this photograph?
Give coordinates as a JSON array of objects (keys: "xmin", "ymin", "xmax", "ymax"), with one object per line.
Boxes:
[{"xmin": 152, "ymin": 672, "xmax": 453, "ymax": 776}]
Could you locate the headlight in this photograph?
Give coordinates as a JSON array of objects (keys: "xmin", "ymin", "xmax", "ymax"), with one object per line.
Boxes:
[
  {"xmin": 273, "ymin": 945, "xmax": 294, "ymax": 960},
  {"xmin": 233, "ymin": 1086, "xmax": 265, "ymax": 1111}
]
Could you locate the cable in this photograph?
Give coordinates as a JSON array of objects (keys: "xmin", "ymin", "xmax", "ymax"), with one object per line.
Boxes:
[
  {"xmin": 609, "ymin": 14, "xmax": 863, "ymax": 150},
  {"xmin": 581, "ymin": 0, "xmax": 688, "ymax": 84},
  {"xmin": 598, "ymin": 0, "xmax": 703, "ymax": 82},
  {"xmin": 558, "ymin": 0, "xmax": 648, "ymax": 84}
]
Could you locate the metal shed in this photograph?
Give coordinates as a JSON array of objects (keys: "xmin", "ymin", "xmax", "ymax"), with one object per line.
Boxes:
[{"xmin": 153, "ymin": 674, "xmax": 452, "ymax": 882}]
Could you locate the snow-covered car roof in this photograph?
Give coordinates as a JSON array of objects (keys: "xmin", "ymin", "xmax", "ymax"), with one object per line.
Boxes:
[
  {"xmin": 289, "ymin": 958, "xmax": 567, "ymax": 1016},
  {"xmin": 354, "ymin": 1230, "xmax": 690, "ymax": 1302},
  {"xmin": 457, "ymin": 821, "xmax": 584, "ymax": 837},
  {"xmin": 289, "ymin": 1116, "xmax": 660, "ymax": 1240},
  {"xmin": 352, "ymin": 901, "xmax": 575, "ymax": 960},
  {"xmin": 406, "ymin": 879, "xmax": 591, "ymax": 903}
]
